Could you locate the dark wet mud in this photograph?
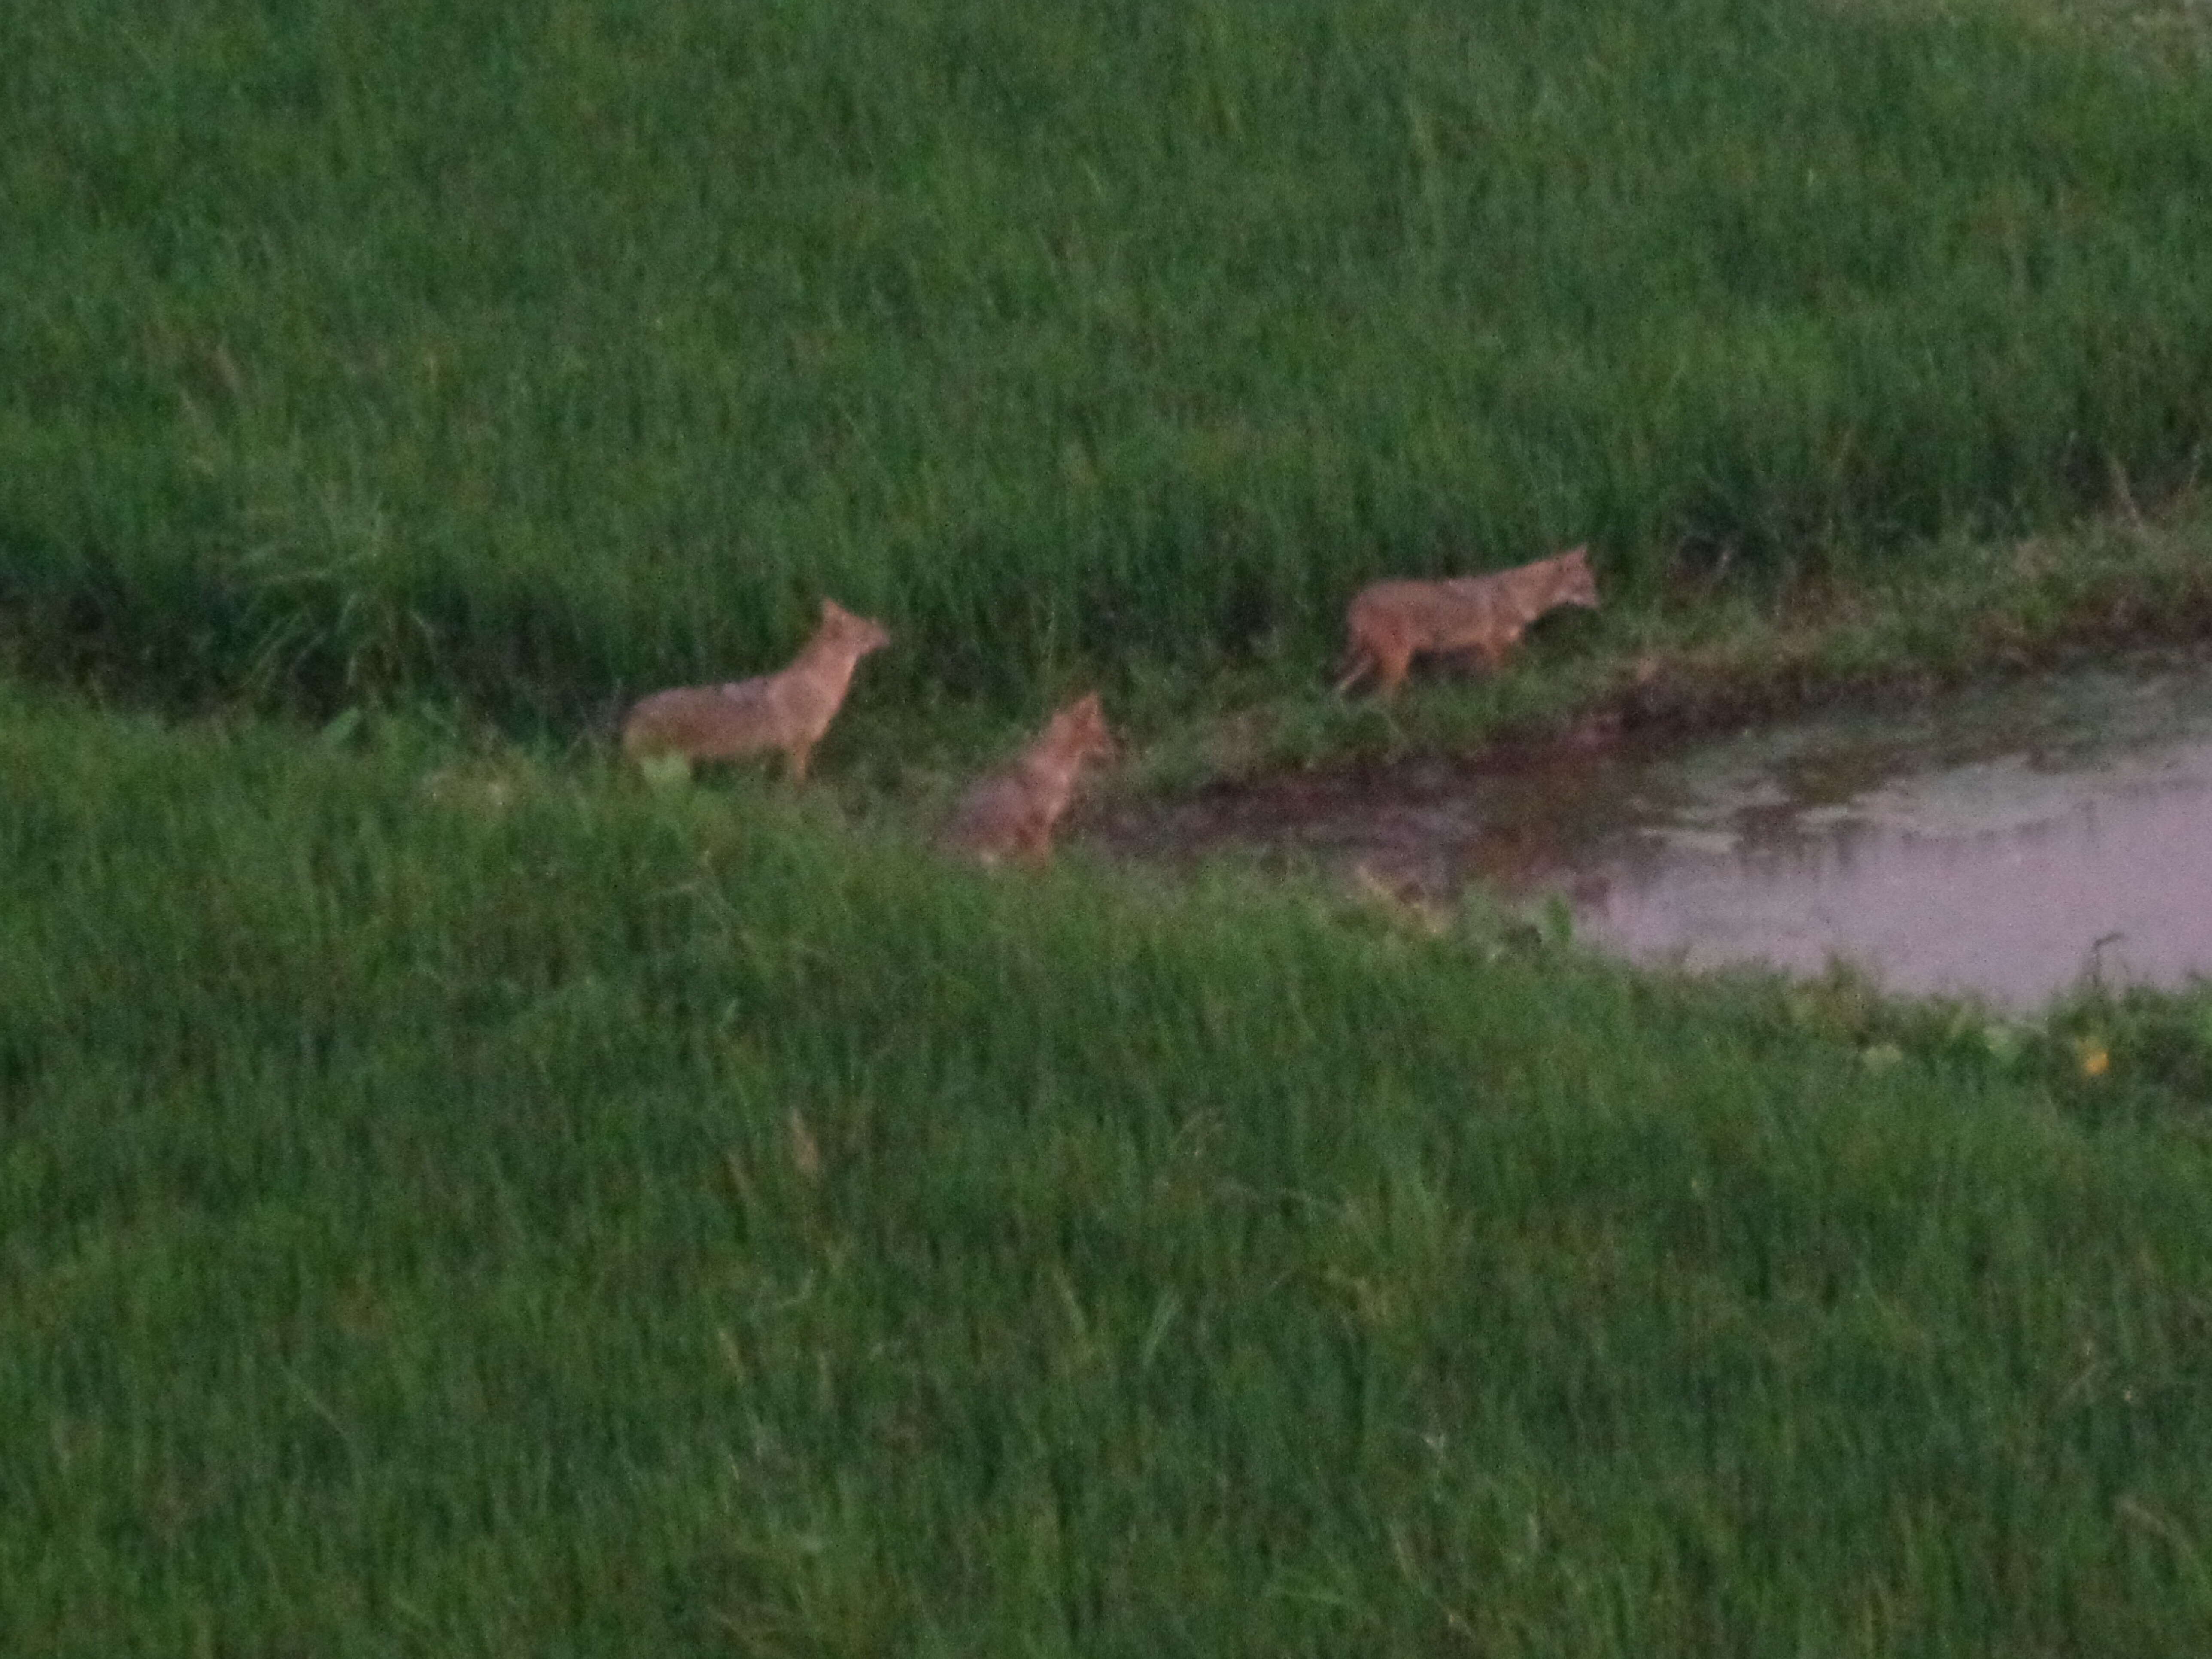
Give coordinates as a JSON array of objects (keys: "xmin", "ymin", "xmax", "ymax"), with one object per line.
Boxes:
[{"xmin": 1094, "ymin": 662, "xmax": 2212, "ymax": 1008}]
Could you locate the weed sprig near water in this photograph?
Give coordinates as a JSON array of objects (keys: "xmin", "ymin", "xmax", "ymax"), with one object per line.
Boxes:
[
  {"xmin": 6, "ymin": 690, "xmax": 2212, "ymax": 1653},
  {"xmin": 5, "ymin": 0, "xmax": 2212, "ymax": 720}
]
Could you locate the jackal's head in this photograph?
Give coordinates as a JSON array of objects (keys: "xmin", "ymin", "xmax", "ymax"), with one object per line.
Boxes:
[
  {"xmin": 819, "ymin": 598, "xmax": 891, "ymax": 657},
  {"xmin": 1048, "ymin": 691, "xmax": 1117, "ymax": 765},
  {"xmin": 1550, "ymin": 545, "xmax": 1599, "ymax": 610}
]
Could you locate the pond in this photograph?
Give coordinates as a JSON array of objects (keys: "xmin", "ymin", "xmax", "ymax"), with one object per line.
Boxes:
[{"xmin": 1097, "ymin": 660, "xmax": 2212, "ymax": 1008}]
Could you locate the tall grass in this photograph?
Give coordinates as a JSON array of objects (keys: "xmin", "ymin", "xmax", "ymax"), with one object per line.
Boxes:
[
  {"xmin": 5, "ymin": 687, "xmax": 2212, "ymax": 1653},
  {"xmin": 3, "ymin": 0, "xmax": 2211, "ymax": 717}
]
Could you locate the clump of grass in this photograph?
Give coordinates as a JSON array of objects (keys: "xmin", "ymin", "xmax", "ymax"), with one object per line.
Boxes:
[
  {"xmin": 2029, "ymin": 981, "xmax": 2212, "ymax": 1124},
  {"xmin": 5, "ymin": 689, "xmax": 2212, "ymax": 1652},
  {"xmin": 1668, "ymin": 953, "xmax": 2212, "ymax": 1138},
  {"xmin": 6, "ymin": 0, "xmax": 2212, "ymax": 721}
]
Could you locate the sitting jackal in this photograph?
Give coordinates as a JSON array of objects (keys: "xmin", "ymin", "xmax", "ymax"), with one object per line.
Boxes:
[{"xmin": 941, "ymin": 692, "xmax": 1117, "ymax": 865}]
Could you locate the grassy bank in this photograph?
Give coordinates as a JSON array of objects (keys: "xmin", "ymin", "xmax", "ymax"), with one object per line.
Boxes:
[
  {"xmin": 1103, "ymin": 493, "xmax": 2212, "ymax": 791},
  {"xmin": 6, "ymin": 687, "xmax": 2212, "ymax": 1653},
  {"xmin": 6, "ymin": 0, "xmax": 2212, "ymax": 722}
]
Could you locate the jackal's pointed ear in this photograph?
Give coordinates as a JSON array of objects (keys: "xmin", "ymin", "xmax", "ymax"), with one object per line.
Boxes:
[
  {"xmin": 1072, "ymin": 690, "xmax": 1103, "ymax": 718},
  {"xmin": 820, "ymin": 598, "xmax": 843, "ymax": 623}
]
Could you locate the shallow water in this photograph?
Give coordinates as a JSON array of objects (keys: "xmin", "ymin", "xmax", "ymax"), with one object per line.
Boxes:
[{"xmin": 1098, "ymin": 662, "xmax": 2212, "ymax": 1007}]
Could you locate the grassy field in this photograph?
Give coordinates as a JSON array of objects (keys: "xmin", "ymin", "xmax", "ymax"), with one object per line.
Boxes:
[
  {"xmin": 11, "ymin": 0, "xmax": 2212, "ymax": 1649},
  {"xmin": 6, "ymin": 0, "xmax": 2212, "ymax": 723},
  {"xmin": 6, "ymin": 687, "xmax": 2212, "ymax": 1655}
]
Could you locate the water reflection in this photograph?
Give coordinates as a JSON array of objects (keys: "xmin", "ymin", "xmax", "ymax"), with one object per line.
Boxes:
[{"xmin": 1100, "ymin": 662, "xmax": 2212, "ymax": 1007}]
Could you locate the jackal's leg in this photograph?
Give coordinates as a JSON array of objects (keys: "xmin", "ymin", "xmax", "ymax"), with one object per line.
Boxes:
[
  {"xmin": 1333, "ymin": 646, "xmax": 1375, "ymax": 697},
  {"xmin": 1374, "ymin": 644, "xmax": 1415, "ymax": 699},
  {"xmin": 787, "ymin": 742, "xmax": 812, "ymax": 784}
]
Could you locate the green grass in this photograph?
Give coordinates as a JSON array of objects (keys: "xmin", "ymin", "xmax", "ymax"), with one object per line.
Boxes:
[
  {"xmin": 5, "ymin": 0, "xmax": 2212, "ymax": 721},
  {"xmin": 1932, "ymin": 0, "xmax": 2212, "ymax": 67},
  {"xmin": 12, "ymin": 0, "xmax": 2212, "ymax": 1647},
  {"xmin": 7, "ymin": 686, "xmax": 2212, "ymax": 1654}
]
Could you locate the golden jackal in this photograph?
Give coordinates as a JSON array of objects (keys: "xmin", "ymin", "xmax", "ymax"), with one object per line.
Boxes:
[
  {"xmin": 941, "ymin": 692, "xmax": 1117, "ymax": 864},
  {"xmin": 621, "ymin": 599, "xmax": 889, "ymax": 781},
  {"xmin": 1335, "ymin": 544, "xmax": 1598, "ymax": 699}
]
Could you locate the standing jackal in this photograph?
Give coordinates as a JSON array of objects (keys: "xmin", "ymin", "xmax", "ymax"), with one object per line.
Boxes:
[
  {"xmin": 1335, "ymin": 545, "xmax": 1598, "ymax": 699},
  {"xmin": 941, "ymin": 692, "xmax": 1117, "ymax": 865},
  {"xmin": 621, "ymin": 599, "xmax": 889, "ymax": 782}
]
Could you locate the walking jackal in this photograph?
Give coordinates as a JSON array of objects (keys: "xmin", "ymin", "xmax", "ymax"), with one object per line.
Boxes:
[
  {"xmin": 1335, "ymin": 545, "xmax": 1598, "ymax": 699},
  {"xmin": 621, "ymin": 599, "xmax": 890, "ymax": 782},
  {"xmin": 941, "ymin": 692, "xmax": 1117, "ymax": 864}
]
